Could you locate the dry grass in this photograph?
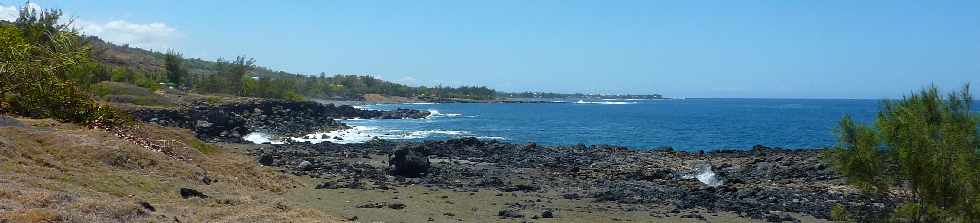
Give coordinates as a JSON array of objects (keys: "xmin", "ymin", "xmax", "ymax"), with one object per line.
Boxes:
[{"xmin": 0, "ymin": 118, "xmax": 340, "ymax": 222}]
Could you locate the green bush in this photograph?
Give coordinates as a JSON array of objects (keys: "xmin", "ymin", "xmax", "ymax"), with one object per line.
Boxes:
[
  {"xmin": 831, "ymin": 85, "xmax": 980, "ymax": 221},
  {"xmin": 831, "ymin": 204, "xmax": 852, "ymax": 222},
  {"xmin": 0, "ymin": 5, "xmax": 131, "ymax": 128}
]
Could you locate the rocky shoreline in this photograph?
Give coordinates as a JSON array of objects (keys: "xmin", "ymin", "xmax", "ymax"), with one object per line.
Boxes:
[
  {"xmin": 127, "ymin": 99, "xmax": 889, "ymax": 222},
  {"xmin": 132, "ymin": 99, "xmax": 429, "ymax": 142},
  {"xmin": 250, "ymin": 138, "xmax": 892, "ymax": 222}
]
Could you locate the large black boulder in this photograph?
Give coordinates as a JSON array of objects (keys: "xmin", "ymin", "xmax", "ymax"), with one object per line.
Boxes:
[{"xmin": 389, "ymin": 146, "xmax": 430, "ymax": 177}]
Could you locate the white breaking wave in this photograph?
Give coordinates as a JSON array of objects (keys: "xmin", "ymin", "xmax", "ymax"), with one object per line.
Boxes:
[
  {"xmin": 426, "ymin": 109, "xmax": 463, "ymax": 118},
  {"xmin": 243, "ymin": 126, "xmax": 383, "ymax": 144},
  {"xmin": 242, "ymin": 132, "xmax": 285, "ymax": 145},
  {"xmin": 403, "ymin": 130, "xmax": 469, "ymax": 139},
  {"xmin": 243, "ymin": 126, "xmax": 501, "ymax": 145},
  {"xmin": 683, "ymin": 163, "xmax": 725, "ymax": 187},
  {"xmin": 574, "ymin": 100, "xmax": 637, "ymax": 105}
]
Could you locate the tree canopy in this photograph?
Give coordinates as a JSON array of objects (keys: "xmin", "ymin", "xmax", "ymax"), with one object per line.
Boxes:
[{"xmin": 830, "ymin": 85, "xmax": 980, "ymax": 222}]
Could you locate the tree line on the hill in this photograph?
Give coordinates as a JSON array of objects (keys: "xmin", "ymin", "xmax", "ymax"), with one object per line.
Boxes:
[
  {"xmin": 161, "ymin": 46, "xmax": 497, "ymax": 101},
  {"xmin": 164, "ymin": 50, "xmax": 497, "ymax": 101}
]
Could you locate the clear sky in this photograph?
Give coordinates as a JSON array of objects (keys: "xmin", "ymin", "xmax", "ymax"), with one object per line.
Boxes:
[{"xmin": 2, "ymin": 1, "xmax": 979, "ymax": 98}]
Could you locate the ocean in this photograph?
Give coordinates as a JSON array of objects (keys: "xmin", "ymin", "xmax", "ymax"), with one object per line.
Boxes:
[{"xmin": 245, "ymin": 98, "xmax": 979, "ymax": 151}]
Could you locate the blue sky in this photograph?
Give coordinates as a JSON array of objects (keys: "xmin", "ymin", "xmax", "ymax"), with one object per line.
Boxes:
[{"xmin": 2, "ymin": 1, "xmax": 979, "ymax": 98}]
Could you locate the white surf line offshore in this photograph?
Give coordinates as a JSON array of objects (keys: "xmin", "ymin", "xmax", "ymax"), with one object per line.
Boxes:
[
  {"xmin": 574, "ymin": 100, "xmax": 638, "ymax": 105},
  {"xmin": 242, "ymin": 128, "xmax": 503, "ymax": 145}
]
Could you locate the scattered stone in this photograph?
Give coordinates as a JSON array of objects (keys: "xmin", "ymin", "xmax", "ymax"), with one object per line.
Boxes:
[
  {"xmin": 388, "ymin": 202, "xmax": 406, "ymax": 209},
  {"xmin": 201, "ymin": 175, "xmax": 212, "ymax": 185},
  {"xmin": 314, "ymin": 181, "xmax": 338, "ymax": 189},
  {"xmin": 562, "ymin": 193, "xmax": 582, "ymax": 200},
  {"xmin": 137, "ymin": 201, "xmax": 155, "ymax": 212},
  {"xmin": 252, "ymin": 137, "xmax": 889, "ymax": 222},
  {"xmin": 542, "ymin": 210, "xmax": 555, "ymax": 218},
  {"xmin": 355, "ymin": 202, "xmax": 386, "ymax": 208},
  {"xmin": 179, "ymin": 188, "xmax": 208, "ymax": 199},
  {"xmin": 498, "ymin": 209, "xmax": 524, "ymax": 218},
  {"xmin": 681, "ymin": 213, "xmax": 706, "ymax": 221}
]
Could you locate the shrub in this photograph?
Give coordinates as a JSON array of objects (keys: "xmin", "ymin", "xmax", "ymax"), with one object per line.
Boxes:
[
  {"xmin": 831, "ymin": 85, "xmax": 979, "ymax": 221},
  {"xmin": 0, "ymin": 6, "xmax": 131, "ymax": 128},
  {"xmin": 831, "ymin": 204, "xmax": 852, "ymax": 222}
]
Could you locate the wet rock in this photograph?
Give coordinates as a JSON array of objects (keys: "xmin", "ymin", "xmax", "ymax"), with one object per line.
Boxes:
[{"xmin": 179, "ymin": 188, "xmax": 208, "ymax": 199}]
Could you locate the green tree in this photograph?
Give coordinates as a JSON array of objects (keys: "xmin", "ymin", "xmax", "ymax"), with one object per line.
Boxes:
[
  {"xmin": 0, "ymin": 4, "xmax": 128, "ymax": 127},
  {"xmin": 164, "ymin": 49, "xmax": 187, "ymax": 88},
  {"xmin": 831, "ymin": 85, "xmax": 979, "ymax": 222},
  {"xmin": 213, "ymin": 56, "xmax": 255, "ymax": 96}
]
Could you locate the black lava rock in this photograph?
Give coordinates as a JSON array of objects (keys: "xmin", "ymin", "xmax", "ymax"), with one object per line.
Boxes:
[
  {"xmin": 137, "ymin": 201, "xmax": 155, "ymax": 212},
  {"xmin": 258, "ymin": 154, "xmax": 274, "ymax": 166},
  {"xmin": 179, "ymin": 188, "xmax": 208, "ymax": 199},
  {"xmin": 390, "ymin": 146, "xmax": 430, "ymax": 177},
  {"xmin": 542, "ymin": 210, "xmax": 555, "ymax": 218},
  {"xmin": 388, "ymin": 202, "xmax": 407, "ymax": 209}
]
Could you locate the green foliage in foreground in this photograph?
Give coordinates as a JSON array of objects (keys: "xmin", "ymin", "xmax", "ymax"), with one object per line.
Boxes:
[
  {"xmin": 0, "ymin": 5, "xmax": 129, "ymax": 128},
  {"xmin": 830, "ymin": 85, "xmax": 980, "ymax": 222}
]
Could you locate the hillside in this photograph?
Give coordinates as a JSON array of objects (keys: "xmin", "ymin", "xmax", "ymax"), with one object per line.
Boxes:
[
  {"xmin": 0, "ymin": 116, "xmax": 339, "ymax": 222},
  {"xmin": 83, "ymin": 36, "xmax": 497, "ymax": 101}
]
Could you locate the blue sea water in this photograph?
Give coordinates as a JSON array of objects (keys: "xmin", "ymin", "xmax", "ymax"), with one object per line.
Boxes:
[{"xmin": 325, "ymin": 99, "xmax": 977, "ymax": 151}]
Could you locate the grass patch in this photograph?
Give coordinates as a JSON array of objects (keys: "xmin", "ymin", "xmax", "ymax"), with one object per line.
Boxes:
[
  {"xmin": 91, "ymin": 81, "xmax": 175, "ymax": 107},
  {"xmin": 188, "ymin": 138, "xmax": 218, "ymax": 155}
]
